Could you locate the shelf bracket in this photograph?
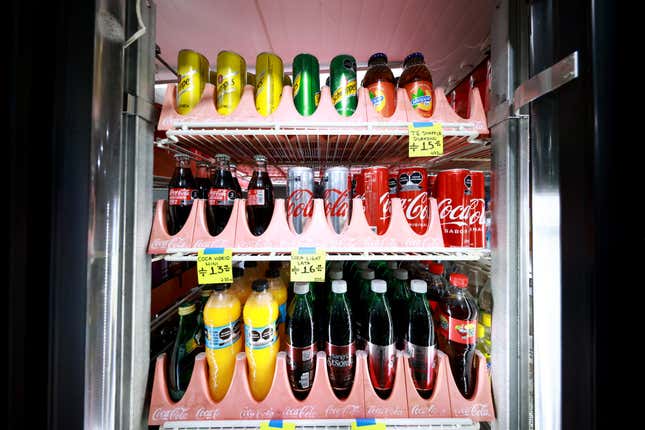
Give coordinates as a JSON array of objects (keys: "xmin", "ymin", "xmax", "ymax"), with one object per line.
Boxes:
[{"xmin": 512, "ymin": 51, "xmax": 579, "ymax": 114}]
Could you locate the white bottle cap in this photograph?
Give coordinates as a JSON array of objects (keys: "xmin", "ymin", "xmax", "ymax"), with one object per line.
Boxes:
[
  {"xmin": 371, "ymin": 279, "xmax": 387, "ymax": 293},
  {"xmin": 331, "ymin": 280, "xmax": 347, "ymax": 293},
  {"xmin": 294, "ymin": 282, "xmax": 310, "ymax": 294},
  {"xmin": 394, "ymin": 269, "xmax": 408, "ymax": 280},
  {"xmin": 410, "ymin": 279, "xmax": 428, "ymax": 294},
  {"xmin": 329, "ymin": 270, "xmax": 344, "ymax": 280}
]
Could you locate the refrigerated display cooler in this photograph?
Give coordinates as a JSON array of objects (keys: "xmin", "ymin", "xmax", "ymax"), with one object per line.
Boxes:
[{"xmin": 8, "ymin": 0, "xmax": 612, "ymax": 429}]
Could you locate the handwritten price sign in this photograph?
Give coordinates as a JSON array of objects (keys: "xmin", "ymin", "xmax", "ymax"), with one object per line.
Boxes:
[
  {"xmin": 290, "ymin": 247, "xmax": 326, "ymax": 282},
  {"xmin": 196, "ymin": 248, "xmax": 233, "ymax": 284},
  {"xmin": 408, "ymin": 122, "xmax": 443, "ymax": 157}
]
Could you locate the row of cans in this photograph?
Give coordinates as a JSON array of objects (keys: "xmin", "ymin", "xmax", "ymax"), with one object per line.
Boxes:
[
  {"xmin": 286, "ymin": 165, "xmax": 486, "ymax": 248},
  {"xmin": 176, "ymin": 50, "xmax": 359, "ymax": 118}
]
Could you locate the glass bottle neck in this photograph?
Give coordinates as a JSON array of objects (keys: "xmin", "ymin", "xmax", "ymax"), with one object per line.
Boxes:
[
  {"xmin": 255, "ymin": 161, "xmax": 267, "ymax": 173},
  {"xmin": 177, "ymin": 158, "xmax": 191, "ymax": 169},
  {"xmin": 216, "ymin": 158, "xmax": 230, "ymax": 171},
  {"xmin": 196, "ymin": 165, "xmax": 209, "ymax": 178},
  {"xmin": 230, "ymin": 166, "xmax": 238, "ymax": 177}
]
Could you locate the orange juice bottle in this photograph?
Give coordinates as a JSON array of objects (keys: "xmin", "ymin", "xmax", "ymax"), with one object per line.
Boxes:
[
  {"xmin": 203, "ymin": 283, "xmax": 243, "ymax": 401},
  {"xmin": 266, "ymin": 267, "xmax": 288, "ymax": 349},
  {"xmin": 244, "ymin": 279, "xmax": 280, "ymax": 401}
]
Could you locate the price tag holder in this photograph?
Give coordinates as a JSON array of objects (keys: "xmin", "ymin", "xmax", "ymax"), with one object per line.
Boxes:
[
  {"xmin": 196, "ymin": 248, "xmax": 233, "ymax": 284},
  {"xmin": 260, "ymin": 420, "xmax": 296, "ymax": 430},
  {"xmin": 408, "ymin": 122, "xmax": 443, "ymax": 157},
  {"xmin": 290, "ymin": 247, "xmax": 326, "ymax": 282},
  {"xmin": 351, "ymin": 419, "xmax": 386, "ymax": 430}
]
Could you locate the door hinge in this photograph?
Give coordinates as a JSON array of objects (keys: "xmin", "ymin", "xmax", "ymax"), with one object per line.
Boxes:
[{"xmin": 123, "ymin": 93, "xmax": 156, "ymax": 123}]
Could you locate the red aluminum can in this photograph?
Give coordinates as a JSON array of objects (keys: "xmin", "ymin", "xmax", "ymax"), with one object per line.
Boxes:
[
  {"xmin": 468, "ymin": 171, "xmax": 486, "ymax": 247},
  {"xmin": 427, "ymin": 173, "xmax": 438, "ymax": 197},
  {"xmin": 353, "ymin": 172, "xmax": 365, "ymax": 200},
  {"xmin": 435, "ymin": 169, "xmax": 472, "ymax": 247},
  {"xmin": 398, "ymin": 166, "xmax": 428, "ymax": 234},
  {"xmin": 388, "ymin": 169, "xmax": 399, "ymax": 196},
  {"xmin": 361, "ymin": 166, "xmax": 391, "ymax": 235}
]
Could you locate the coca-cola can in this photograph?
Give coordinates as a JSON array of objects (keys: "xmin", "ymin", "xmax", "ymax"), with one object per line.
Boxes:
[
  {"xmin": 287, "ymin": 166, "xmax": 314, "ymax": 234},
  {"xmin": 353, "ymin": 172, "xmax": 364, "ymax": 200},
  {"xmin": 435, "ymin": 169, "xmax": 471, "ymax": 247},
  {"xmin": 388, "ymin": 169, "xmax": 399, "ymax": 196},
  {"xmin": 361, "ymin": 166, "xmax": 391, "ymax": 235},
  {"xmin": 427, "ymin": 173, "xmax": 437, "ymax": 197},
  {"xmin": 468, "ymin": 171, "xmax": 486, "ymax": 247},
  {"xmin": 323, "ymin": 166, "xmax": 351, "ymax": 233},
  {"xmin": 398, "ymin": 166, "xmax": 428, "ymax": 234}
]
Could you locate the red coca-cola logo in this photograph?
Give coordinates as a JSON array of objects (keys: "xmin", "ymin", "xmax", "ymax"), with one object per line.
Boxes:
[
  {"xmin": 468, "ymin": 198, "xmax": 485, "ymax": 225},
  {"xmin": 438, "ymin": 198, "xmax": 471, "ymax": 226},
  {"xmin": 379, "ymin": 192, "xmax": 391, "ymax": 222},
  {"xmin": 323, "ymin": 188, "xmax": 349, "ymax": 217},
  {"xmin": 401, "ymin": 192, "xmax": 428, "ymax": 221},
  {"xmin": 286, "ymin": 189, "xmax": 314, "ymax": 218}
]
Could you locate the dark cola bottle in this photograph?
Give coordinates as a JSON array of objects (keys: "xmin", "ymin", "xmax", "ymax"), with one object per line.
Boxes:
[
  {"xmin": 168, "ymin": 154, "xmax": 198, "ymax": 235},
  {"xmin": 325, "ymin": 280, "xmax": 356, "ymax": 399},
  {"xmin": 229, "ymin": 161, "xmax": 243, "ymax": 196},
  {"xmin": 246, "ymin": 155, "xmax": 274, "ymax": 236},
  {"xmin": 206, "ymin": 154, "xmax": 239, "ymax": 236},
  {"xmin": 366, "ymin": 279, "xmax": 396, "ymax": 399},
  {"xmin": 195, "ymin": 161, "xmax": 212, "ymax": 199}
]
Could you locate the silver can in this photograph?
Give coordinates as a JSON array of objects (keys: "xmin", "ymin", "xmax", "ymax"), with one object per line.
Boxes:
[
  {"xmin": 323, "ymin": 166, "xmax": 351, "ymax": 233},
  {"xmin": 287, "ymin": 167, "xmax": 314, "ymax": 234}
]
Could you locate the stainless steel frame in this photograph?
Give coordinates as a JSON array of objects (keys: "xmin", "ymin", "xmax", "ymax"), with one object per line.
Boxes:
[{"xmin": 85, "ymin": 0, "xmax": 154, "ymax": 428}]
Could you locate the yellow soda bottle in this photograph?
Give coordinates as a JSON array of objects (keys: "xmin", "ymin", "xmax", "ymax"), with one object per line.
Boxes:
[
  {"xmin": 203, "ymin": 283, "xmax": 243, "ymax": 401},
  {"xmin": 244, "ymin": 279, "xmax": 280, "ymax": 401},
  {"xmin": 266, "ymin": 267, "xmax": 288, "ymax": 349}
]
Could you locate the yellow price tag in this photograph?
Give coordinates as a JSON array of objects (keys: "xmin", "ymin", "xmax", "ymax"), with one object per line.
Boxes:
[
  {"xmin": 351, "ymin": 419, "xmax": 386, "ymax": 430},
  {"xmin": 408, "ymin": 122, "xmax": 443, "ymax": 157},
  {"xmin": 196, "ymin": 248, "xmax": 233, "ymax": 285},
  {"xmin": 290, "ymin": 247, "xmax": 326, "ymax": 282},
  {"xmin": 260, "ymin": 421, "xmax": 296, "ymax": 430}
]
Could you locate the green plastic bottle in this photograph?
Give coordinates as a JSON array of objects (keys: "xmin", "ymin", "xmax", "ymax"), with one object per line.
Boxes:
[{"xmin": 168, "ymin": 302, "xmax": 203, "ymax": 401}]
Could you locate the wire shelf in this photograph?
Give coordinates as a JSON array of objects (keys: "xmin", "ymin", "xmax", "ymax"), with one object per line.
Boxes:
[
  {"xmin": 159, "ymin": 248, "xmax": 490, "ymax": 262},
  {"xmin": 160, "ymin": 418, "xmax": 479, "ymax": 430}
]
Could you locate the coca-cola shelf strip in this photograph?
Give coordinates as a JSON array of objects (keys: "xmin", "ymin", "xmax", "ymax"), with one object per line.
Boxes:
[
  {"xmin": 157, "ymin": 84, "xmax": 489, "ymax": 168},
  {"xmin": 148, "ymin": 350, "xmax": 494, "ymax": 425},
  {"xmin": 159, "ymin": 418, "xmax": 478, "ymax": 430},
  {"xmin": 148, "ymin": 198, "xmax": 490, "ymax": 257}
]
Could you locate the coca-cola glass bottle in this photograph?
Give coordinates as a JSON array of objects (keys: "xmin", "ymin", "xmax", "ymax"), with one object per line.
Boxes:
[
  {"xmin": 195, "ymin": 161, "xmax": 212, "ymax": 199},
  {"xmin": 246, "ymin": 155, "xmax": 274, "ymax": 236},
  {"xmin": 168, "ymin": 154, "xmax": 197, "ymax": 235},
  {"xmin": 206, "ymin": 154, "xmax": 239, "ymax": 236},
  {"xmin": 229, "ymin": 162, "xmax": 243, "ymax": 195}
]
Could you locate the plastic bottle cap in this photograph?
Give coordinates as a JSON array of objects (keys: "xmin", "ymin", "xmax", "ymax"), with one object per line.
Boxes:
[
  {"xmin": 329, "ymin": 270, "xmax": 344, "ymax": 280},
  {"xmin": 429, "ymin": 263, "xmax": 444, "ymax": 275},
  {"xmin": 211, "ymin": 283, "xmax": 229, "ymax": 291},
  {"xmin": 201, "ymin": 288, "xmax": 213, "ymax": 297},
  {"xmin": 332, "ymin": 280, "xmax": 347, "ymax": 293},
  {"xmin": 403, "ymin": 52, "xmax": 425, "ymax": 67},
  {"xmin": 174, "ymin": 153, "xmax": 190, "ymax": 161},
  {"xmin": 410, "ymin": 279, "xmax": 428, "ymax": 294},
  {"xmin": 233, "ymin": 267, "xmax": 244, "ymax": 278},
  {"xmin": 394, "ymin": 269, "xmax": 408, "ymax": 280},
  {"xmin": 371, "ymin": 279, "xmax": 387, "ymax": 293},
  {"xmin": 269, "ymin": 261, "xmax": 282, "ymax": 269},
  {"xmin": 252, "ymin": 279, "xmax": 269, "ymax": 292},
  {"xmin": 387, "ymin": 261, "xmax": 398, "ymax": 269},
  {"xmin": 215, "ymin": 153, "xmax": 231, "ymax": 161},
  {"xmin": 357, "ymin": 261, "xmax": 370, "ymax": 269},
  {"xmin": 368, "ymin": 52, "xmax": 388, "ymax": 65},
  {"xmin": 449, "ymin": 273, "xmax": 469, "ymax": 288},
  {"xmin": 178, "ymin": 302, "xmax": 196, "ymax": 316},
  {"xmin": 245, "ymin": 261, "xmax": 257, "ymax": 268},
  {"xmin": 360, "ymin": 269, "xmax": 375, "ymax": 280},
  {"xmin": 294, "ymin": 282, "xmax": 310, "ymax": 294},
  {"xmin": 254, "ymin": 154, "xmax": 267, "ymax": 162},
  {"xmin": 266, "ymin": 268, "xmax": 280, "ymax": 278}
]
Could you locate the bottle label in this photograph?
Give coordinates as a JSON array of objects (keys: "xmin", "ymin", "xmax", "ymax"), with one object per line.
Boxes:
[
  {"xmin": 185, "ymin": 337, "xmax": 199, "ymax": 354},
  {"xmin": 438, "ymin": 313, "xmax": 477, "ymax": 345},
  {"xmin": 286, "ymin": 343, "xmax": 316, "ymax": 391},
  {"xmin": 244, "ymin": 320, "xmax": 278, "ymax": 349},
  {"xmin": 247, "ymin": 189, "xmax": 265, "ymax": 206},
  {"xmin": 278, "ymin": 302, "xmax": 287, "ymax": 324},
  {"xmin": 205, "ymin": 318, "xmax": 242, "ymax": 350},
  {"xmin": 404, "ymin": 81, "xmax": 433, "ymax": 114},
  {"xmin": 429, "ymin": 299, "xmax": 438, "ymax": 312},
  {"xmin": 169, "ymin": 187, "xmax": 195, "ymax": 206},
  {"xmin": 217, "ymin": 71, "xmax": 241, "ymax": 106},
  {"xmin": 366, "ymin": 342, "xmax": 396, "ymax": 391},
  {"xmin": 293, "ymin": 72, "xmax": 302, "ymax": 98},
  {"xmin": 326, "ymin": 342, "xmax": 356, "ymax": 390},
  {"xmin": 332, "ymin": 78, "xmax": 357, "ymax": 106},
  {"xmin": 208, "ymin": 188, "xmax": 236, "ymax": 206},
  {"xmin": 366, "ymin": 81, "xmax": 396, "ymax": 117},
  {"xmin": 406, "ymin": 341, "xmax": 437, "ymax": 391}
]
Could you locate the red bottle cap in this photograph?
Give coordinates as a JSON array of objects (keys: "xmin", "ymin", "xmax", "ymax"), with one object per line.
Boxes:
[
  {"xmin": 428, "ymin": 263, "xmax": 444, "ymax": 275},
  {"xmin": 449, "ymin": 273, "xmax": 469, "ymax": 288}
]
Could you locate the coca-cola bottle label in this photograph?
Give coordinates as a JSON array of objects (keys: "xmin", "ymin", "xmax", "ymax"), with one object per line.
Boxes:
[
  {"xmin": 287, "ymin": 343, "xmax": 316, "ymax": 391},
  {"xmin": 247, "ymin": 189, "xmax": 265, "ymax": 206},
  {"xmin": 169, "ymin": 187, "xmax": 195, "ymax": 206},
  {"xmin": 438, "ymin": 313, "xmax": 477, "ymax": 345},
  {"xmin": 286, "ymin": 189, "xmax": 314, "ymax": 218},
  {"xmin": 205, "ymin": 318, "xmax": 242, "ymax": 349},
  {"xmin": 406, "ymin": 341, "xmax": 437, "ymax": 391},
  {"xmin": 208, "ymin": 188, "xmax": 236, "ymax": 206},
  {"xmin": 244, "ymin": 320, "xmax": 278, "ymax": 349},
  {"xmin": 326, "ymin": 342, "xmax": 356, "ymax": 390},
  {"xmin": 366, "ymin": 341, "xmax": 396, "ymax": 391}
]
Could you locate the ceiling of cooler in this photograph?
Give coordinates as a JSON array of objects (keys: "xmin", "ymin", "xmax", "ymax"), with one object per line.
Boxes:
[{"xmin": 154, "ymin": 0, "xmax": 494, "ymax": 89}]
